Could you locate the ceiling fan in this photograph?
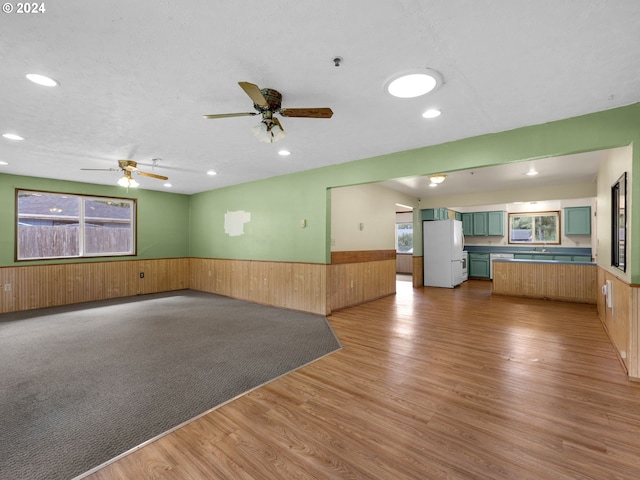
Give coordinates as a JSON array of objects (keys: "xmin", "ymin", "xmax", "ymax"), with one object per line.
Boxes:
[
  {"xmin": 81, "ymin": 160, "xmax": 168, "ymax": 188},
  {"xmin": 203, "ymin": 82, "xmax": 333, "ymax": 143}
]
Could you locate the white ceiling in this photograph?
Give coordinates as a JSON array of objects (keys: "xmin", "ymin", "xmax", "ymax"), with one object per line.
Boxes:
[
  {"xmin": 1, "ymin": 1, "xmax": 639, "ymax": 195},
  {"xmin": 379, "ymin": 150, "xmax": 606, "ymax": 199}
]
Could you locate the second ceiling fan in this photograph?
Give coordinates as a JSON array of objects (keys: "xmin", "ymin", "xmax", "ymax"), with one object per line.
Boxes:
[{"xmin": 203, "ymin": 82, "xmax": 333, "ymax": 143}]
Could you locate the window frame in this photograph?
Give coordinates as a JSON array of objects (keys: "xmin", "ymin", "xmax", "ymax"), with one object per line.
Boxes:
[
  {"xmin": 507, "ymin": 211, "xmax": 561, "ymax": 245},
  {"xmin": 15, "ymin": 189, "xmax": 137, "ymax": 261},
  {"xmin": 611, "ymin": 172, "xmax": 627, "ymax": 272}
]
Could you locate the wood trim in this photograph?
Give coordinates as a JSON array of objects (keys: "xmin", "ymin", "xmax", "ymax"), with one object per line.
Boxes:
[
  {"xmin": 331, "ymin": 250, "xmax": 395, "ymax": 264},
  {"xmin": 412, "ymin": 256, "xmax": 423, "ymax": 288}
]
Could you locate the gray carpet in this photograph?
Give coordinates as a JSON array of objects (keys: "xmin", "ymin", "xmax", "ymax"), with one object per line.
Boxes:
[{"xmin": 0, "ymin": 290, "xmax": 341, "ymax": 480}]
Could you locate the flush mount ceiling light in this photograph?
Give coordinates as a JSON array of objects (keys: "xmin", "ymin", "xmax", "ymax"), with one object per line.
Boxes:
[
  {"xmin": 2, "ymin": 133, "xmax": 25, "ymax": 141},
  {"xmin": 429, "ymin": 174, "xmax": 447, "ymax": 184},
  {"xmin": 206, "ymin": 170, "xmax": 217, "ymax": 176},
  {"xmin": 422, "ymin": 108, "xmax": 442, "ymax": 119},
  {"xmin": 26, "ymin": 73, "xmax": 59, "ymax": 87},
  {"xmin": 278, "ymin": 149, "xmax": 291, "ymax": 156},
  {"xmin": 385, "ymin": 69, "xmax": 443, "ymax": 98}
]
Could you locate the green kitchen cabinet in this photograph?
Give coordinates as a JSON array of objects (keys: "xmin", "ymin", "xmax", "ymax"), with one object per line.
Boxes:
[
  {"xmin": 472, "ymin": 212, "xmax": 488, "ymax": 236},
  {"xmin": 462, "ymin": 213, "xmax": 474, "ymax": 235},
  {"xmin": 487, "ymin": 211, "xmax": 505, "ymax": 236},
  {"xmin": 455, "ymin": 211, "xmax": 462, "ymax": 221},
  {"xmin": 468, "ymin": 252, "xmax": 490, "ymax": 278},
  {"xmin": 564, "ymin": 206, "xmax": 591, "ymax": 235},
  {"xmin": 572, "ymin": 255, "xmax": 592, "ymax": 262},
  {"xmin": 422, "ymin": 208, "xmax": 449, "ymax": 221}
]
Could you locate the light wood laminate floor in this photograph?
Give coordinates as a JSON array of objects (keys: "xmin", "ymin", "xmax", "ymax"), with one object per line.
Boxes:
[{"xmin": 86, "ymin": 280, "xmax": 640, "ymax": 479}]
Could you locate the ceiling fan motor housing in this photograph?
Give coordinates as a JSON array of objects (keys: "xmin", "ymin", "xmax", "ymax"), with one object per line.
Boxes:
[{"xmin": 257, "ymin": 88, "xmax": 283, "ymax": 111}]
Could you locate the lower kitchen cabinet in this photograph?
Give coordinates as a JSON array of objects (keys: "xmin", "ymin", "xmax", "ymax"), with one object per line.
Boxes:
[{"xmin": 468, "ymin": 252, "xmax": 490, "ymax": 278}]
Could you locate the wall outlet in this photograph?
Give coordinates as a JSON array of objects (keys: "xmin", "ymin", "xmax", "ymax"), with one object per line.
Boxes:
[
  {"xmin": 139, "ymin": 272, "xmax": 144, "ymax": 279},
  {"xmin": 3, "ymin": 284, "xmax": 11, "ymax": 292}
]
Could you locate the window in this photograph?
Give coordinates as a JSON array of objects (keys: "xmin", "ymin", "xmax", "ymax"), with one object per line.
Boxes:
[
  {"xmin": 396, "ymin": 222, "xmax": 413, "ymax": 253},
  {"xmin": 508, "ymin": 211, "xmax": 560, "ymax": 245},
  {"xmin": 16, "ymin": 190, "xmax": 136, "ymax": 260}
]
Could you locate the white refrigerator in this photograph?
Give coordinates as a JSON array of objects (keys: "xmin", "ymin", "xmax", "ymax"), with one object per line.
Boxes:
[{"xmin": 423, "ymin": 219, "xmax": 464, "ymax": 288}]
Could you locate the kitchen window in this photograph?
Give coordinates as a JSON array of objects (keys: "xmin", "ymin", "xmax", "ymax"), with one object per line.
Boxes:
[
  {"xmin": 16, "ymin": 189, "xmax": 136, "ymax": 260},
  {"xmin": 508, "ymin": 211, "xmax": 560, "ymax": 245},
  {"xmin": 396, "ymin": 222, "xmax": 413, "ymax": 253}
]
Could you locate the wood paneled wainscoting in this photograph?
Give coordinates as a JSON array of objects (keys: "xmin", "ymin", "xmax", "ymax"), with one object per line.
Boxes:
[
  {"xmin": 328, "ymin": 250, "xmax": 396, "ymax": 312},
  {"xmin": 492, "ymin": 260, "xmax": 597, "ymax": 304},
  {"xmin": 597, "ymin": 267, "xmax": 640, "ymax": 381},
  {"xmin": 0, "ymin": 258, "xmax": 190, "ymax": 314},
  {"xmin": 189, "ymin": 258, "xmax": 328, "ymax": 315}
]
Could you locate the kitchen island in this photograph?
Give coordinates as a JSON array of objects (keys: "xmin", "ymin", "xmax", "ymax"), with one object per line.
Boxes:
[{"xmin": 492, "ymin": 258, "xmax": 597, "ymax": 304}]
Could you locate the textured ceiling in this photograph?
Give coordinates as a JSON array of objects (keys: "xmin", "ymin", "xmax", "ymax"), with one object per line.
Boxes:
[{"xmin": 1, "ymin": 1, "xmax": 639, "ymax": 195}]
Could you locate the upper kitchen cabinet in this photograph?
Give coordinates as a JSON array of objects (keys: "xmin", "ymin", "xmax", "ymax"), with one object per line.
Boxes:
[
  {"xmin": 462, "ymin": 213, "xmax": 474, "ymax": 235},
  {"xmin": 564, "ymin": 206, "xmax": 591, "ymax": 235},
  {"xmin": 487, "ymin": 211, "xmax": 505, "ymax": 236},
  {"xmin": 463, "ymin": 211, "xmax": 505, "ymax": 236},
  {"xmin": 422, "ymin": 208, "xmax": 449, "ymax": 221}
]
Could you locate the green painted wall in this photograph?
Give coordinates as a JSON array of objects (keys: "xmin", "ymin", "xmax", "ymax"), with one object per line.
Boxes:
[
  {"xmin": 189, "ymin": 174, "xmax": 327, "ymax": 263},
  {"xmin": 0, "ymin": 174, "xmax": 190, "ymax": 266},
  {"xmin": 189, "ymin": 103, "xmax": 640, "ymax": 281}
]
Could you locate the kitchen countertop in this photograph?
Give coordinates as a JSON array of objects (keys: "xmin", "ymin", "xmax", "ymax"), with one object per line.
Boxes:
[
  {"xmin": 492, "ymin": 258, "xmax": 595, "ymax": 265},
  {"xmin": 464, "ymin": 246, "xmax": 592, "ymax": 256}
]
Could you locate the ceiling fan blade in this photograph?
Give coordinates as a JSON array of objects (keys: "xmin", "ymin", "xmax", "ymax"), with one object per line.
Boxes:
[
  {"xmin": 279, "ymin": 107, "xmax": 333, "ymax": 118},
  {"xmin": 80, "ymin": 168, "xmax": 119, "ymax": 171},
  {"xmin": 136, "ymin": 171, "xmax": 169, "ymax": 181},
  {"xmin": 238, "ymin": 82, "xmax": 269, "ymax": 107},
  {"xmin": 202, "ymin": 112, "xmax": 258, "ymax": 119}
]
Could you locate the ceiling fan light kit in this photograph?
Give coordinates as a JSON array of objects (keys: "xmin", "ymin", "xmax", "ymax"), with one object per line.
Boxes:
[{"xmin": 253, "ymin": 118, "xmax": 286, "ymax": 143}]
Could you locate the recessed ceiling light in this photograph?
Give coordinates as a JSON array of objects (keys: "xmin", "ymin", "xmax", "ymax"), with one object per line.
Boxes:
[
  {"xmin": 164, "ymin": 183, "xmax": 172, "ymax": 188},
  {"xmin": 206, "ymin": 170, "xmax": 217, "ymax": 176},
  {"xmin": 26, "ymin": 73, "xmax": 59, "ymax": 87},
  {"xmin": 428, "ymin": 183, "xmax": 439, "ymax": 188},
  {"xmin": 278, "ymin": 150, "xmax": 291, "ymax": 156},
  {"xmin": 526, "ymin": 169, "xmax": 539, "ymax": 176},
  {"xmin": 422, "ymin": 109, "xmax": 441, "ymax": 119},
  {"xmin": 0, "ymin": 161, "xmax": 8, "ymax": 165},
  {"xmin": 385, "ymin": 69, "xmax": 443, "ymax": 98},
  {"xmin": 2, "ymin": 133, "xmax": 25, "ymax": 141}
]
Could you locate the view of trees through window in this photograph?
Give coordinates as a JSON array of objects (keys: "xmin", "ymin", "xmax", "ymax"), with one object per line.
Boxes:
[
  {"xmin": 16, "ymin": 190, "xmax": 136, "ymax": 260},
  {"xmin": 396, "ymin": 222, "xmax": 413, "ymax": 253},
  {"xmin": 508, "ymin": 211, "xmax": 560, "ymax": 244}
]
